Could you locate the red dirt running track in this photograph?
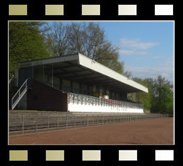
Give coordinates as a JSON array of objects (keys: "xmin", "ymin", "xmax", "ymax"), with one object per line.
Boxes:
[{"xmin": 9, "ymin": 118, "xmax": 173, "ymax": 145}]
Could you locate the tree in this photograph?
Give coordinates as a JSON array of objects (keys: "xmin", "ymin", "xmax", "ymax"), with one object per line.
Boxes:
[
  {"xmin": 148, "ymin": 75, "xmax": 173, "ymax": 114},
  {"xmin": 156, "ymin": 86, "xmax": 173, "ymax": 114},
  {"xmin": 131, "ymin": 76, "xmax": 173, "ymax": 115},
  {"xmin": 67, "ymin": 22, "xmax": 107, "ymax": 58},
  {"xmin": 44, "ymin": 22, "xmax": 125, "ymax": 74},
  {"xmin": 44, "ymin": 22, "xmax": 72, "ymax": 56},
  {"xmin": 152, "ymin": 75, "xmax": 172, "ymax": 97},
  {"xmin": 120, "ymin": 61, "xmax": 132, "ymax": 78},
  {"xmin": 9, "ymin": 22, "xmax": 49, "ymax": 79},
  {"xmin": 132, "ymin": 77, "xmax": 152, "ymax": 111}
]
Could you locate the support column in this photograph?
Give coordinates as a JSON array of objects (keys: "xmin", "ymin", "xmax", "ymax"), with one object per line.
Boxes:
[
  {"xmin": 70, "ymin": 80, "xmax": 73, "ymax": 93},
  {"xmin": 79, "ymin": 83, "xmax": 81, "ymax": 94},
  {"xmin": 43, "ymin": 64, "xmax": 44, "ymax": 83},
  {"xmin": 103, "ymin": 86, "xmax": 106, "ymax": 95},
  {"xmin": 87, "ymin": 84, "xmax": 89, "ymax": 95},
  {"xmin": 52, "ymin": 64, "xmax": 53, "ymax": 87},
  {"xmin": 32, "ymin": 66, "xmax": 34, "ymax": 79},
  {"xmin": 15, "ymin": 68, "xmax": 19, "ymax": 87},
  {"xmin": 60, "ymin": 78, "xmax": 63, "ymax": 90}
]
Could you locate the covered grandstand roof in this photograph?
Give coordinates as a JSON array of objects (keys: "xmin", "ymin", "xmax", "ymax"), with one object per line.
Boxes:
[{"xmin": 18, "ymin": 53, "xmax": 148, "ymax": 93}]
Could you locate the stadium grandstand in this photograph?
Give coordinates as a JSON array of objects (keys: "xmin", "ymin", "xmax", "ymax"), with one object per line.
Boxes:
[{"xmin": 9, "ymin": 53, "xmax": 148, "ymax": 113}]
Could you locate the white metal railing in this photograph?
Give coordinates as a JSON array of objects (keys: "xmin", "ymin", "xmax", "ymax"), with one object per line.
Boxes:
[
  {"xmin": 11, "ymin": 79, "xmax": 29, "ymax": 110},
  {"xmin": 68, "ymin": 93, "xmax": 143, "ymax": 110}
]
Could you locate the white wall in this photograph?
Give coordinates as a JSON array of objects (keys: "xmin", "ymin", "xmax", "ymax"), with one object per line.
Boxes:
[{"xmin": 68, "ymin": 103, "xmax": 144, "ymax": 113}]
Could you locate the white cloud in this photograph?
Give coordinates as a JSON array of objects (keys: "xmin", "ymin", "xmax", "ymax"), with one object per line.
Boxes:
[
  {"xmin": 125, "ymin": 58, "xmax": 174, "ymax": 83},
  {"xmin": 152, "ymin": 56, "xmax": 162, "ymax": 59},
  {"xmin": 120, "ymin": 38, "xmax": 158, "ymax": 50},
  {"xmin": 119, "ymin": 49, "xmax": 135, "ymax": 55},
  {"xmin": 120, "ymin": 49, "xmax": 149, "ymax": 55}
]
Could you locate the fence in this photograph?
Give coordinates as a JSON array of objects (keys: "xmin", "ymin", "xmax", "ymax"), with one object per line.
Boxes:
[
  {"xmin": 9, "ymin": 112, "xmax": 169, "ymax": 134},
  {"xmin": 68, "ymin": 93, "xmax": 144, "ymax": 113}
]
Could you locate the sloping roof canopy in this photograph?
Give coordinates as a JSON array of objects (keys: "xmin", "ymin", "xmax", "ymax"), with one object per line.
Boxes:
[{"xmin": 18, "ymin": 53, "xmax": 148, "ymax": 93}]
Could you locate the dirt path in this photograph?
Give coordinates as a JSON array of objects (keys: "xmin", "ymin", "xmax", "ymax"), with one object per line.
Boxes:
[{"xmin": 9, "ymin": 118, "xmax": 173, "ymax": 145}]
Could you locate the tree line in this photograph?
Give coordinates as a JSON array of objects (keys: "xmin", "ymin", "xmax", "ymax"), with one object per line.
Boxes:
[
  {"xmin": 133, "ymin": 76, "xmax": 173, "ymax": 115},
  {"xmin": 9, "ymin": 22, "xmax": 173, "ymax": 115}
]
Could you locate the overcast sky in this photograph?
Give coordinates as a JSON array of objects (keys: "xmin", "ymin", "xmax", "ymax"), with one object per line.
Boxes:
[{"xmin": 50, "ymin": 21, "xmax": 174, "ymax": 84}]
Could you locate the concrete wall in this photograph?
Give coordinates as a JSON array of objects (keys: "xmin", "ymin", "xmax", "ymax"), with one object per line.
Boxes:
[
  {"xmin": 27, "ymin": 80, "xmax": 68, "ymax": 111},
  {"xmin": 17, "ymin": 93, "xmax": 27, "ymax": 110},
  {"xmin": 34, "ymin": 65, "xmax": 43, "ymax": 82}
]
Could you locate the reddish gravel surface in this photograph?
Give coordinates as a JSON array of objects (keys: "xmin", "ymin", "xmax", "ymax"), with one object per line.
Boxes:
[{"xmin": 9, "ymin": 118, "xmax": 173, "ymax": 145}]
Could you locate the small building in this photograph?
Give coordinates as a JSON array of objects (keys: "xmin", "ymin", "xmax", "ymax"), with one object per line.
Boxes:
[{"xmin": 10, "ymin": 53, "xmax": 148, "ymax": 113}]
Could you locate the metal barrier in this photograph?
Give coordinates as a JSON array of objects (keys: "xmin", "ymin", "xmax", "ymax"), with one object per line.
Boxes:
[
  {"xmin": 11, "ymin": 79, "xmax": 32, "ymax": 110},
  {"xmin": 9, "ymin": 112, "xmax": 169, "ymax": 134},
  {"xmin": 68, "ymin": 93, "xmax": 143, "ymax": 110},
  {"xmin": 42, "ymin": 83, "xmax": 144, "ymax": 111}
]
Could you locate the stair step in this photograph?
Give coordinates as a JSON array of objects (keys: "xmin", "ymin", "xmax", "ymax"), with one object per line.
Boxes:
[{"xmin": 11, "ymin": 79, "xmax": 30, "ymax": 110}]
